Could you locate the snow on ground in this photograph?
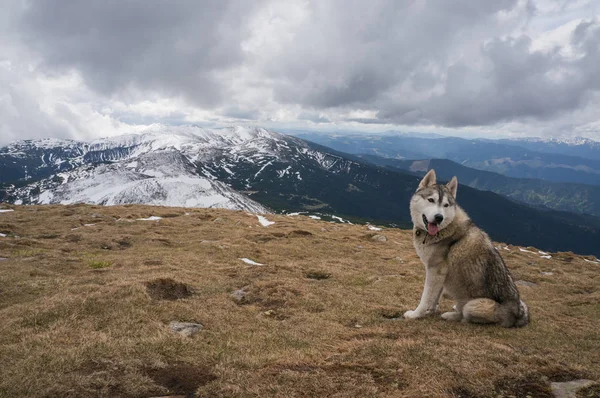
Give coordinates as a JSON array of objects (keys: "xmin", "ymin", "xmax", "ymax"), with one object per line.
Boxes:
[
  {"xmin": 136, "ymin": 216, "xmax": 162, "ymax": 221},
  {"xmin": 257, "ymin": 215, "xmax": 275, "ymax": 227},
  {"xmin": 0, "ymin": 209, "xmax": 14, "ymax": 213},
  {"xmin": 0, "ymin": 233, "xmax": 6, "ymax": 237},
  {"xmin": 239, "ymin": 258, "xmax": 264, "ymax": 266},
  {"xmin": 309, "ymin": 215, "xmax": 321, "ymax": 220},
  {"xmin": 368, "ymin": 225, "xmax": 382, "ymax": 231},
  {"xmin": 540, "ymin": 255, "xmax": 552, "ymax": 259},
  {"xmin": 519, "ymin": 248, "xmax": 535, "ymax": 253},
  {"xmin": 583, "ymin": 258, "xmax": 600, "ymax": 263}
]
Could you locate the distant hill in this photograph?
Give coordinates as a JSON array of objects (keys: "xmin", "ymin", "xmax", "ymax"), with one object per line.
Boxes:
[
  {"xmin": 492, "ymin": 136, "xmax": 600, "ymax": 161},
  {"xmin": 294, "ymin": 132, "xmax": 600, "ymax": 185},
  {"xmin": 360, "ymin": 156, "xmax": 600, "ymax": 218}
]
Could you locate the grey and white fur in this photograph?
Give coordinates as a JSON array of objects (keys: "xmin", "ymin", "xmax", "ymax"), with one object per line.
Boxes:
[{"xmin": 404, "ymin": 169, "xmax": 529, "ymax": 328}]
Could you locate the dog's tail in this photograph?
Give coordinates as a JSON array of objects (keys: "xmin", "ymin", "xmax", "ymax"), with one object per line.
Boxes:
[{"xmin": 462, "ymin": 298, "xmax": 529, "ymax": 328}]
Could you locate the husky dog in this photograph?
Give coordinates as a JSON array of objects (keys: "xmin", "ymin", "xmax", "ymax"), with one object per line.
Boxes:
[{"xmin": 403, "ymin": 169, "xmax": 529, "ymax": 328}]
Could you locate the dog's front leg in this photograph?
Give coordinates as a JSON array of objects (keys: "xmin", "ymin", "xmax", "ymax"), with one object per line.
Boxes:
[{"xmin": 404, "ymin": 264, "xmax": 447, "ymax": 319}]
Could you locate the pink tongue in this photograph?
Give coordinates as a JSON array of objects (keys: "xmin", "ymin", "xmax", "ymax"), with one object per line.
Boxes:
[{"xmin": 427, "ymin": 223, "xmax": 439, "ymax": 236}]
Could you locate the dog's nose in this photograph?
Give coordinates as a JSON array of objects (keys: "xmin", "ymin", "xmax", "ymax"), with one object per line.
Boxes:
[{"xmin": 434, "ymin": 214, "xmax": 444, "ymax": 224}]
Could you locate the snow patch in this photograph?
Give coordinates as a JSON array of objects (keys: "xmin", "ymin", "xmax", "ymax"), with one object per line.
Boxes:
[
  {"xmin": 368, "ymin": 225, "xmax": 382, "ymax": 231},
  {"xmin": 519, "ymin": 248, "xmax": 535, "ymax": 253},
  {"xmin": 0, "ymin": 209, "xmax": 14, "ymax": 213},
  {"xmin": 309, "ymin": 215, "xmax": 321, "ymax": 220},
  {"xmin": 540, "ymin": 255, "xmax": 552, "ymax": 259},
  {"xmin": 583, "ymin": 258, "xmax": 600, "ymax": 263},
  {"xmin": 0, "ymin": 233, "xmax": 6, "ymax": 237},
  {"xmin": 239, "ymin": 258, "xmax": 264, "ymax": 266},
  {"xmin": 257, "ymin": 215, "xmax": 275, "ymax": 227},
  {"xmin": 136, "ymin": 216, "xmax": 162, "ymax": 221}
]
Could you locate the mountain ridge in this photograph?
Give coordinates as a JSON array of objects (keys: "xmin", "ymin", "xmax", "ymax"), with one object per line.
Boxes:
[{"xmin": 1, "ymin": 126, "xmax": 600, "ymax": 256}]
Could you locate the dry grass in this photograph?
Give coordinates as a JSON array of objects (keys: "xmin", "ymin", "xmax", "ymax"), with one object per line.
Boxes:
[{"xmin": 0, "ymin": 204, "xmax": 598, "ymax": 398}]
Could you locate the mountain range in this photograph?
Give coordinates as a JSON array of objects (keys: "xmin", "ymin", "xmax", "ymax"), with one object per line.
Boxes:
[
  {"xmin": 295, "ymin": 132, "xmax": 600, "ymax": 185},
  {"xmin": 361, "ymin": 156, "xmax": 600, "ymax": 218},
  {"xmin": 1, "ymin": 125, "xmax": 599, "ymax": 256}
]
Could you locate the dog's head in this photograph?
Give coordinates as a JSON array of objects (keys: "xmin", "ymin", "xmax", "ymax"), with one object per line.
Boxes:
[{"xmin": 410, "ymin": 169, "xmax": 458, "ymax": 236}]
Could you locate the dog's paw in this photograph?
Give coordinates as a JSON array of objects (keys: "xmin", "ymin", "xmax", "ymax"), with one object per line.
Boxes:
[
  {"xmin": 441, "ymin": 311, "xmax": 462, "ymax": 322},
  {"xmin": 403, "ymin": 310, "xmax": 424, "ymax": 319}
]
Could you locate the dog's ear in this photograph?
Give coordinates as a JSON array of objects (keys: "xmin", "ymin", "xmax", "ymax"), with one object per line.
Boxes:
[
  {"xmin": 446, "ymin": 176, "xmax": 458, "ymax": 198},
  {"xmin": 418, "ymin": 169, "xmax": 437, "ymax": 190}
]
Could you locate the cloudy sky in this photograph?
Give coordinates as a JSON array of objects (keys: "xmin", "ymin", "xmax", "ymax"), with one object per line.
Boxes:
[{"xmin": 1, "ymin": 0, "xmax": 599, "ymax": 144}]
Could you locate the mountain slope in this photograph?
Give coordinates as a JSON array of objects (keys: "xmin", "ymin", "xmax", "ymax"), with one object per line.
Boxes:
[
  {"xmin": 0, "ymin": 204, "xmax": 598, "ymax": 397},
  {"xmin": 361, "ymin": 156, "xmax": 600, "ymax": 218}
]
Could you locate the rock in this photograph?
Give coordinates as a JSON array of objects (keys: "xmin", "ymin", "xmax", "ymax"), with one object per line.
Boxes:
[
  {"xmin": 231, "ymin": 287, "xmax": 248, "ymax": 303},
  {"xmin": 550, "ymin": 379, "xmax": 595, "ymax": 398},
  {"xmin": 264, "ymin": 310, "xmax": 276, "ymax": 316},
  {"xmin": 394, "ymin": 256, "xmax": 404, "ymax": 263},
  {"xmin": 515, "ymin": 280, "xmax": 537, "ymax": 287},
  {"xmin": 541, "ymin": 271, "xmax": 554, "ymax": 276},
  {"xmin": 0, "ymin": 258, "xmax": 7, "ymax": 261},
  {"xmin": 371, "ymin": 234, "xmax": 387, "ymax": 242},
  {"xmin": 169, "ymin": 321, "xmax": 203, "ymax": 337}
]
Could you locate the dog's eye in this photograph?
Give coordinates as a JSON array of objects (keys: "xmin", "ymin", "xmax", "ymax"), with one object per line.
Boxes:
[
  {"xmin": 428, "ymin": 198, "xmax": 435, "ymax": 203},
  {"xmin": 444, "ymin": 203, "xmax": 449, "ymax": 208}
]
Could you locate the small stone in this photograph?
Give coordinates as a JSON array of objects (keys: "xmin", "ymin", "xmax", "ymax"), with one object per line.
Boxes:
[
  {"xmin": 264, "ymin": 310, "xmax": 276, "ymax": 316},
  {"xmin": 395, "ymin": 256, "xmax": 404, "ymax": 263},
  {"xmin": 550, "ymin": 379, "xmax": 595, "ymax": 398},
  {"xmin": 515, "ymin": 280, "xmax": 537, "ymax": 287},
  {"xmin": 169, "ymin": 321, "xmax": 203, "ymax": 337},
  {"xmin": 371, "ymin": 234, "xmax": 387, "ymax": 242},
  {"xmin": 231, "ymin": 288, "xmax": 248, "ymax": 303}
]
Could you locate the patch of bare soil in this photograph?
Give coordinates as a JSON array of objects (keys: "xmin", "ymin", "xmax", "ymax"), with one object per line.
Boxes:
[
  {"xmin": 144, "ymin": 363, "xmax": 217, "ymax": 397},
  {"xmin": 145, "ymin": 278, "xmax": 193, "ymax": 300}
]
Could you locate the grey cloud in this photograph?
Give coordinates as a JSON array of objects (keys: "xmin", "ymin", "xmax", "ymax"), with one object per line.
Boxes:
[
  {"xmin": 378, "ymin": 21, "xmax": 600, "ymax": 127},
  {"xmin": 298, "ymin": 112, "xmax": 331, "ymax": 123},
  {"xmin": 3, "ymin": 0, "xmax": 600, "ymax": 139},
  {"xmin": 263, "ymin": 0, "xmax": 519, "ymax": 109},
  {"xmin": 18, "ymin": 0, "xmax": 259, "ymax": 107},
  {"xmin": 221, "ymin": 106, "xmax": 260, "ymax": 121}
]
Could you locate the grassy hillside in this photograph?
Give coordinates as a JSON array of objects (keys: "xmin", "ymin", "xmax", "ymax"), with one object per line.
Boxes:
[{"xmin": 0, "ymin": 204, "xmax": 599, "ymax": 397}]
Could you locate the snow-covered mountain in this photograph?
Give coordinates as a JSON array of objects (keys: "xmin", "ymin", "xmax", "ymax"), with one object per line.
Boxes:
[{"xmin": 0, "ymin": 125, "xmax": 354, "ymax": 213}]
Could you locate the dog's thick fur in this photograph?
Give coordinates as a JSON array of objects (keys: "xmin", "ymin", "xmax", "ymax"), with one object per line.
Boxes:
[{"xmin": 404, "ymin": 169, "xmax": 529, "ymax": 327}]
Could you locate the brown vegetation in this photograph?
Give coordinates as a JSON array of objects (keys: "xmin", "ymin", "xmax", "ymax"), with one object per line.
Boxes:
[{"xmin": 0, "ymin": 204, "xmax": 598, "ymax": 397}]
